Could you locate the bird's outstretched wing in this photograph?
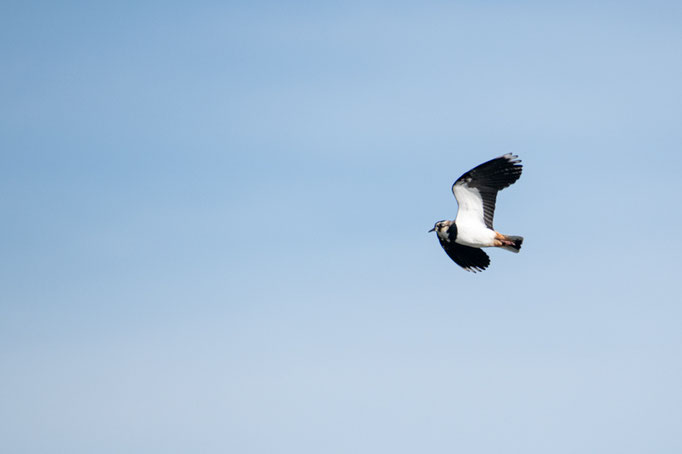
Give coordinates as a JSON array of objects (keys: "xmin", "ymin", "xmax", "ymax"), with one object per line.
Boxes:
[
  {"xmin": 438, "ymin": 236, "xmax": 490, "ymax": 272},
  {"xmin": 452, "ymin": 154, "xmax": 522, "ymax": 230}
]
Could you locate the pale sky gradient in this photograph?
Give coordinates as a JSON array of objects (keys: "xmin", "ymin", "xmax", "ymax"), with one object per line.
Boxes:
[{"xmin": 2, "ymin": 2, "xmax": 682, "ymax": 453}]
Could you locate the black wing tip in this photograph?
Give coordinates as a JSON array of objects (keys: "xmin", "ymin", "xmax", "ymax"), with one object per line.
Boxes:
[
  {"xmin": 496, "ymin": 153, "xmax": 523, "ymax": 171},
  {"xmin": 500, "ymin": 153, "xmax": 522, "ymax": 163},
  {"xmin": 463, "ymin": 264, "xmax": 489, "ymax": 273},
  {"xmin": 438, "ymin": 238, "xmax": 491, "ymax": 273},
  {"xmin": 501, "ymin": 153, "xmax": 523, "ymax": 171},
  {"xmin": 453, "ymin": 153, "xmax": 523, "ymax": 191}
]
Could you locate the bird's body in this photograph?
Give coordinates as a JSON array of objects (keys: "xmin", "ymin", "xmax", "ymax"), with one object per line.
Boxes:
[
  {"xmin": 430, "ymin": 154, "xmax": 523, "ymax": 272},
  {"xmin": 451, "ymin": 219, "xmax": 497, "ymax": 248}
]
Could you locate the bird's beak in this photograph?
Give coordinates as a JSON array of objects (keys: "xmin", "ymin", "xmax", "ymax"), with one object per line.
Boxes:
[{"xmin": 428, "ymin": 227, "xmax": 436, "ymax": 233}]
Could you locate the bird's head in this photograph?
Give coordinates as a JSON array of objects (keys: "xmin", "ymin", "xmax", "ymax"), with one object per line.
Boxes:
[{"xmin": 428, "ymin": 220, "xmax": 451, "ymax": 233}]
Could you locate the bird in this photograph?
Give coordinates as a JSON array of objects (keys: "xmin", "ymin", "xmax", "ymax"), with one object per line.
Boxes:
[{"xmin": 429, "ymin": 153, "xmax": 523, "ymax": 272}]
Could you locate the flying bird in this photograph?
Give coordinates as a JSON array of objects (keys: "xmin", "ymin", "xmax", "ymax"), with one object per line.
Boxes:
[{"xmin": 429, "ymin": 154, "xmax": 523, "ymax": 272}]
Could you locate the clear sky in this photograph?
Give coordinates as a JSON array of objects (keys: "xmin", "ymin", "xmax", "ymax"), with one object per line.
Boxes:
[{"xmin": 2, "ymin": 1, "xmax": 682, "ymax": 453}]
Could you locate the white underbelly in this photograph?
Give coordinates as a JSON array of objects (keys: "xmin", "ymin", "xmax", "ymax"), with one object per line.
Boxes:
[{"xmin": 455, "ymin": 223, "xmax": 496, "ymax": 248}]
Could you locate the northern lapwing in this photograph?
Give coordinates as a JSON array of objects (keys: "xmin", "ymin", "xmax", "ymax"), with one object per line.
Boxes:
[{"xmin": 430, "ymin": 154, "xmax": 524, "ymax": 272}]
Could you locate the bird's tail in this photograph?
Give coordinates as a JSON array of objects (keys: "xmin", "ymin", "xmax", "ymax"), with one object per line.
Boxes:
[{"xmin": 500, "ymin": 235, "xmax": 523, "ymax": 253}]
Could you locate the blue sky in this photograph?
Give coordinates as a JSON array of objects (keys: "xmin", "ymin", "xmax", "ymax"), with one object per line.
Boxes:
[{"xmin": 2, "ymin": 1, "xmax": 682, "ymax": 453}]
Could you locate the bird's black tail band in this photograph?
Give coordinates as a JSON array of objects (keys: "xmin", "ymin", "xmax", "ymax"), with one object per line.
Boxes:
[{"xmin": 501, "ymin": 235, "xmax": 523, "ymax": 253}]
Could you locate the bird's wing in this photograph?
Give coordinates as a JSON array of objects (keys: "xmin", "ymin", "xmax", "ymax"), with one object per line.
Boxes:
[
  {"xmin": 438, "ymin": 236, "xmax": 490, "ymax": 272},
  {"xmin": 451, "ymin": 154, "xmax": 522, "ymax": 230}
]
